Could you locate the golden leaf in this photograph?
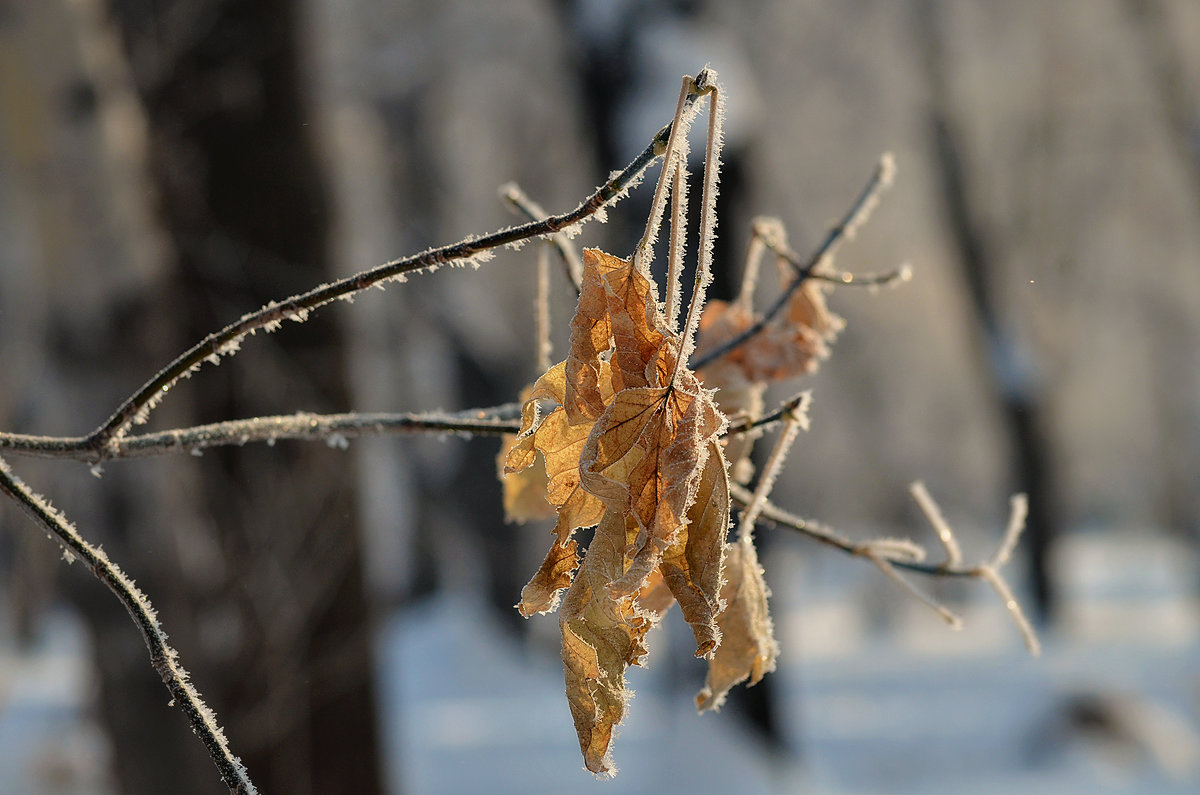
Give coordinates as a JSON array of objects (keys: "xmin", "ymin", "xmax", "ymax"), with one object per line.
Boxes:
[
  {"xmin": 519, "ymin": 246, "xmax": 734, "ymax": 772},
  {"xmin": 518, "ymin": 537, "xmax": 579, "ymax": 617},
  {"xmin": 695, "ymin": 535, "xmax": 779, "ymax": 712},
  {"xmin": 505, "ymin": 364, "xmax": 608, "ymax": 616},
  {"xmin": 496, "ymin": 386, "xmax": 555, "ymax": 524},
  {"xmin": 559, "ymin": 511, "xmax": 658, "ymax": 775},
  {"xmin": 634, "ymin": 567, "xmax": 675, "ymax": 618},
  {"xmin": 660, "ymin": 440, "xmax": 729, "ymax": 657},
  {"xmin": 694, "ymin": 276, "xmax": 844, "ymax": 386}
]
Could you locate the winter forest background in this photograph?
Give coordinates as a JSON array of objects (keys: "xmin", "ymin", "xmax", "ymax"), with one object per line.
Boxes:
[{"xmin": 1, "ymin": 0, "xmax": 1199, "ymax": 793}]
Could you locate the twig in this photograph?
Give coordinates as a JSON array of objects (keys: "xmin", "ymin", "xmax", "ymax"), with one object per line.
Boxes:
[
  {"xmin": 81, "ymin": 81, "xmax": 710, "ymax": 455},
  {"xmin": 977, "ymin": 564, "xmax": 1040, "ymax": 655},
  {"xmin": 0, "ymin": 388, "xmax": 810, "ymax": 464},
  {"xmin": 0, "ymin": 386, "xmax": 813, "ymax": 462},
  {"xmin": 690, "ymin": 153, "xmax": 897, "ymax": 372},
  {"xmin": 860, "ymin": 547, "xmax": 963, "ymax": 629},
  {"xmin": 994, "ymin": 492, "xmax": 1029, "ymax": 567},
  {"xmin": 534, "ymin": 244, "xmax": 553, "ymax": 374},
  {"xmin": 737, "ymin": 405, "xmax": 805, "ymax": 540},
  {"xmin": 0, "ymin": 408, "xmax": 523, "ymax": 462},
  {"xmin": 735, "ymin": 483, "xmax": 1040, "ymax": 652},
  {"xmin": 0, "ymin": 455, "xmax": 257, "ymax": 794},
  {"xmin": 724, "ymin": 391, "xmax": 811, "ymax": 437},
  {"xmin": 500, "ymin": 182, "xmax": 583, "ymax": 293},
  {"xmin": 910, "ymin": 480, "xmax": 962, "ymax": 567}
]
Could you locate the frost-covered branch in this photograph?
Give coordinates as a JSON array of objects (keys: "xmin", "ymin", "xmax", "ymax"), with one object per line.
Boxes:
[
  {"xmin": 724, "ymin": 391, "xmax": 812, "ymax": 437},
  {"xmin": 734, "ymin": 481, "xmax": 1039, "ymax": 654},
  {"xmin": 0, "ymin": 455, "xmax": 257, "ymax": 794},
  {"xmin": 78, "ymin": 84, "xmax": 710, "ymax": 455},
  {"xmin": 0, "ymin": 392, "xmax": 811, "ymax": 465},
  {"xmin": 0, "ymin": 407, "xmax": 523, "ymax": 462},
  {"xmin": 500, "ymin": 182, "xmax": 584, "ymax": 293},
  {"xmin": 691, "ymin": 153, "xmax": 901, "ymax": 372}
]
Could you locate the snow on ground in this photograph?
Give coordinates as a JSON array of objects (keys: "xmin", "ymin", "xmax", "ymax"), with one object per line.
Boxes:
[
  {"xmin": 0, "ymin": 528, "xmax": 1195, "ymax": 794},
  {"xmin": 382, "ymin": 528, "xmax": 1200, "ymax": 794},
  {"xmin": 0, "ymin": 610, "xmax": 110, "ymax": 795}
]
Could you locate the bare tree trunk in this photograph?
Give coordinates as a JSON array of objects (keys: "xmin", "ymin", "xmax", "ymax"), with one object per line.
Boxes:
[
  {"xmin": 102, "ymin": 1, "xmax": 384, "ymax": 792},
  {"xmin": 913, "ymin": 0, "xmax": 1061, "ymax": 623},
  {"xmin": 1122, "ymin": 0, "xmax": 1200, "ymax": 542}
]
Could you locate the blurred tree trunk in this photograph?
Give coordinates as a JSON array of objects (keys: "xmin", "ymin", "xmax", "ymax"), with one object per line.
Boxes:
[
  {"xmin": 913, "ymin": 0, "xmax": 1061, "ymax": 623},
  {"xmin": 0, "ymin": 0, "xmax": 216, "ymax": 790},
  {"xmin": 1123, "ymin": 0, "xmax": 1200, "ymax": 542},
  {"xmin": 42, "ymin": 0, "xmax": 385, "ymax": 792}
]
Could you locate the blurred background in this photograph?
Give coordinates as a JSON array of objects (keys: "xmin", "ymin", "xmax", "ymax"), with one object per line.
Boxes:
[{"xmin": 1, "ymin": 0, "xmax": 1198, "ymax": 792}]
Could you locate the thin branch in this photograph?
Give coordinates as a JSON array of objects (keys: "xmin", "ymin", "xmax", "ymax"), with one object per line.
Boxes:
[
  {"xmin": 0, "ymin": 455, "xmax": 257, "ymax": 794},
  {"xmin": 861, "ymin": 536, "xmax": 927, "ymax": 562},
  {"xmin": 535, "ymin": 245, "xmax": 553, "ymax": 374},
  {"xmin": 910, "ymin": 480, "xmax": 963, "ymax": 568},
  {"xmin": 860, "ymin": 547, "xmax": 963, "ymax": 629},
  {"xmin": 731, "ymin": 483, "xmax": 864, "ymax": 560},
  {"xmin": 1, "ymin": 386, "xmax": 811, "ymax": 464},
  {"xmin": 977, "ymin": 564, "xmax": 1041, "ymax": 655},
  {"xmin": 735, "ymin": 217, "xmax": 785, "ymax": 310},
  {"xmin": 994, "ymin": 492, "xmax": 1029, "ymax": 567},
  {"xmin": 690, "ymin": 152, "xmax": 897, "ymax": 372},
  {"xmin": 737, "ymin": 404, "xmax": 805, "ymax": 541},
  {"xmin": 0, "ymin": 407, "xmax": 523, "ymax": 462},
  {"xmin": 739, "ymin": 483, "xmax": 1041, "ymax": 653},
  {"xmin": 81, "ymin": 81, "xmax": 710, "ymax": 454},
  {"xmin": 0, "ymin": 387, "xmax": 813, "ymax": 463},
  {"xmin": 500, "ymin": 182, "xmax": 583, "ymax": 293},
  {"xmin": 724, "ymin": 391, "xmax": 811, "ymax": 437},
  {"xmin": 675, "ymin": 72, "xmax": 724, "ymax": 377}
]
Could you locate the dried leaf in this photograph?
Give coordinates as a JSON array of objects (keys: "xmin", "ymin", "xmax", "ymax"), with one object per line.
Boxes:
[
  {"xmin": 696, "ymin": 535, "xmax": 778, "ymax": 712},
  {"xmin": 519, "ymin": 537, "xmax": 579, "ymax": 617},
  {"xmin": 505, "ymin": 364, "xmax": 608, "ymax": 616},
  {"xmin": 660, "ymin": 439, "xmax": 729, "ymax": 657},
  {"xmin": 635, "ymin": 567, "xmax": 675, "ymax": 617},
  {"xmin": 564, "ymin": 252, "xmax": 617, "ymax": 422},
  {"xmin": 520, "ymin": 247, "xmax": 733, "ymax": 772},
  {"xmin": 560, "ymin": 511, "xmax": 658, "ymax": 775},
  {"xmin": 496, "ymin": 386, "xmax": 555, "ymax": 524},
  {"xmin": 694, "ymin": 276, "xmax": 844, "ymax": 386}
]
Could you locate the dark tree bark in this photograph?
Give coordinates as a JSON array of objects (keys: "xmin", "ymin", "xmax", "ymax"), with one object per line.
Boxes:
[{"xmin": 97, "ymin": 1, "xmax": 385, "ymax": 792}]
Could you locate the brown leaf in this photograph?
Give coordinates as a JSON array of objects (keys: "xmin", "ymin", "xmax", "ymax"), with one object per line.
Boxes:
[
  {"xmin": 496, "ymin": 386, "xmax": 555, "ymax": 524},
  {"xmin": 518, "ymin": 537, "xmax": 579, "ymax": 617},
  {"xmin": 505, "ymin": 363, "xmax": 609, "ymax": 616},
  {"xmin": 694, "ymin": 276, "xmax": 844, "ymax": 386},
  {"xmin": 695, "ymin": 535, "xmax": 779, "ymax": 712},
  {"xmin": 560, "ymin": 511, "xmax": 658, "ymax": 775},
  {"xmin": 660, "ymin": 439, "xmax": 729, "ymax": 657},
  {"xmin": 634, "ymin": 567, "xmax": 675, "ymax": 617},
  {"xmin": 519, "ymin": 246, "xmax": 733, "ymax": 773},
  {"xmin": 596, "ymin": 250, "xmax": 669, "ymax": 391},
  {"xmin": 564, "ymin": 251, "xmax": 616, "ymax": 422}
]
